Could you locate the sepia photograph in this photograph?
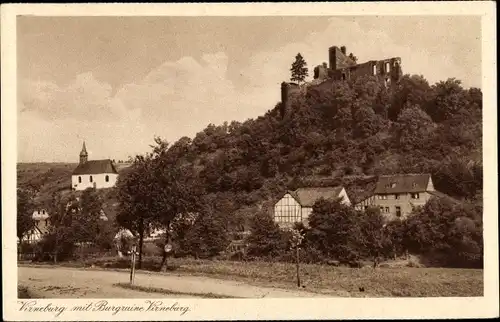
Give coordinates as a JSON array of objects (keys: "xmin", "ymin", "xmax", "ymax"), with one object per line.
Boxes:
[{"xmin": 2, "ymin": 2, "xmax": 498, "ymax": 321}]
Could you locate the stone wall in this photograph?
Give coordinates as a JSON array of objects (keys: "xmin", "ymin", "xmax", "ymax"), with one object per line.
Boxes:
[
  {"xmin": 280, "ymin": 82, "xmax": 308, "ymax": 117},
  {"xmin": 280, "ymin": 45, "xmax": 403, "ymax": 117}
]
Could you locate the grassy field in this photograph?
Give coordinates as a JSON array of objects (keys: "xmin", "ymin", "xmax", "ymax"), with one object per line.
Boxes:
[{"xmin": 28, "ymin": 256, "xmax": 483, "ymax": 297}]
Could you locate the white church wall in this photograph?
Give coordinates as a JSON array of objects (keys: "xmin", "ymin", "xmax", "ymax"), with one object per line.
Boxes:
[{"xmin": 72, "ymin": 173, "xmax": 118, "ymax": 191}]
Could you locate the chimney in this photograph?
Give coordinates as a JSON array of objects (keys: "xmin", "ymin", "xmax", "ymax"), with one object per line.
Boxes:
[{"xmin": 340, "ymin": 46, "xmax": 347, "ymax": 55}]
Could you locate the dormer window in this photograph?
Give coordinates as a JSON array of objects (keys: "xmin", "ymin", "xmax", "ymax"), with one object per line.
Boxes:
[{"xmin": 412, "ymin": 182, "xmax": 417, "ymax": 188}]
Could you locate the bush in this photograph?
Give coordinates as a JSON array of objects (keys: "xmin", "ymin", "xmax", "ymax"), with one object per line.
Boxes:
[
  {"xmin": 307, "ymin": 198, "xmax": 363, "ymax": 262},
  {"xmin": 183, "ymin": 213, "xmax": 230, "ymax": 259},
  {"xmin": 246, "ymin": 211, "xmax": 288, "ymax": 257},
  {"xmin": 403, "ymin": 197, "xmax": 483, "ymax": 268}
]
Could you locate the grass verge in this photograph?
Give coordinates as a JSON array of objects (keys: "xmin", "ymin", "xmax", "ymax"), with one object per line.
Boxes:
[{"xmin": 113, "ymin": 282, "xmax": 238, "ymax": 299}]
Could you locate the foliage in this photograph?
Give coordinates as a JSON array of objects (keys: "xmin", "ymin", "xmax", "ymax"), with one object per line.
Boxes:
[
  {"xmin": 18, "ymin": 70, "xmax": 482, "ymax": 268},
  {"xmin": 307, "ymin": 198, "xmax": 363, "ymax": 262},
  {"xmin": 17, "ymin": 188, "xmax": 35, "ymax": 241},
  {"xmin": 357, "ymin": 207, "xmax": 392, "ymax": 264},
  {"xmin": 42, "ymin": 188, "xmax": 105, "ymax": 262},
  {"xmin": 183, "ymin": 212, "xmax": 230, "ymax": 259},
  {"xmin": 246, "ymin": 211, "xmax": 287, "ymax": 257},
  {"xmin": 403, "ymin": 197, "xmax": 483, "ymax": 268},
  {"xmin": 290, "ymin": 53, "xmax": 309, "ymax": 84}
]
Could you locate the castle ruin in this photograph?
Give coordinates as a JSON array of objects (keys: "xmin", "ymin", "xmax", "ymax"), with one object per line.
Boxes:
[{"xmin": 281, "ymin": 45, "xmax": 403, "ymax": 117}]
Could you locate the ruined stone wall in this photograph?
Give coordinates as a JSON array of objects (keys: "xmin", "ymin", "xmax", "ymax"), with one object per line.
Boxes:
[
  {"xmin": 329, "ymin": 46, "xmax": 356, "ymax": 70},
  {"xmin": 313, "ymin": 63, "xmax": 329, "ymax": 81},
  {"xmin": 280, "ymin": 82, "xmax": 308, "ymax": 117}
]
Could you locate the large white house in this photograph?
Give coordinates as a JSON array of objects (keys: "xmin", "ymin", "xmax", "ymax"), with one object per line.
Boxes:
[
  {"xmin": 71, "ymin": 142, "xmax": 119, "ymax": 191},
  {"xmin": 274, "ymin": 186, "xmax": 351, "ymax": 227}
]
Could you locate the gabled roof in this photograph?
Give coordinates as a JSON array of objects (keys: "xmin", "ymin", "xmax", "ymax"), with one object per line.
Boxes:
[
  {"xmin": 32, "ymin": 209, "xmax": 49, "ymax": 220},
  {"xmin": 289, "ymin": 186, "xmax": 344, "ymax": 207},
  {"xmin": 375, "ymin": 174, "xmax": 431, "ymax": 194},
  {"xmin": 72, "ymin": 159, "xmax": 118, "ymax": 175}
]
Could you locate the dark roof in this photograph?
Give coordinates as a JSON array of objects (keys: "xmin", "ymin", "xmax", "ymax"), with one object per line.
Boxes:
[
  {"xmin": 72, "ymin": 159, "xmax": 118, "ymax": 175},
  {"xmin": 374, "ymin": 174, "xmax": 431, "ymax": 194},
  {"xmin": 289, "ymin": 186, "xmax": 344, "ymax": 207},
  {"xmin": 428, "ymin": 190, "xmax": 460, "ymax": 204}
]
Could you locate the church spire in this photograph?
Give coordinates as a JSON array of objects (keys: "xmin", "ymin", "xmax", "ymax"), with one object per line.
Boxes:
[{"xmin": 79, "ymin": 141, "xmax": 88, "ymax": 164}]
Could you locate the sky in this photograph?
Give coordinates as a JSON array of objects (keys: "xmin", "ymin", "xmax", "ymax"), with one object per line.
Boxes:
[{"xmin": 17, "ymin": 16, "xmax": 482, "ymax": 163}]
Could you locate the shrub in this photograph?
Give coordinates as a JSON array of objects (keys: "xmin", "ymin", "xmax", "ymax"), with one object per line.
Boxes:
[{"xmin": 245, "ymin": 211, "xmax": 287, "ymax": 257}]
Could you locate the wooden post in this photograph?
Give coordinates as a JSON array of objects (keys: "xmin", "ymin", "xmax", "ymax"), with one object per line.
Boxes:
[
  {"xmin": 130, "ymin": 244, "xmax": 137, "ymax": 285},
  {"xmin": 296, "ymin": 246, "xmax": 301, "ymax": 287}
]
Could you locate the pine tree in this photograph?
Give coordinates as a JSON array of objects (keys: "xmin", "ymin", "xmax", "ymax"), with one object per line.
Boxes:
[{"xmin": 290, "ymin": 53, "xmax": 309, "ymax": 84}]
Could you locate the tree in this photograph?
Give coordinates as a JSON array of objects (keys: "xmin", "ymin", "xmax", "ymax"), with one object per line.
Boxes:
[
  {"xmin": 17, "ymin": 188, "xmax": 35, "ymax": 243},
  {"xmin": 395, "ymin": 104, "xmax": 435, "ymax": 151},
  {"xmin": 116, "ymin": 149, "xmax": 161, "ymax": 269},
  {"xmin": 307, "ymin": 198, "xmax": 362, "ymax": 262},
  {"xmin": 43, "ymin": 189, "xmax": 103, "ymax": 262},
  {"xmin": 404, "ymin": 197, "xmax": 482, "ymax": 268},
  {"xmin": 290, "ymin": 53, "xmax": 309, "ymax": 84},
  {"xmin": 184, "ymin": 211, "xmax": 229, "ymax": 259},
  {"xmin": 246, "ymin": 211, "xmax": 286, "ymax": 257},
  {"xmin": 357, "ymin": 207, "xmax": 390, "ymax": 267}
]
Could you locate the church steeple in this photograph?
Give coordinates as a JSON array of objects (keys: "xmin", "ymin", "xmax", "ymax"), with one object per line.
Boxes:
[{"xmin": 79, "ymin": 141, "xmax": 88, "ymax": 164}]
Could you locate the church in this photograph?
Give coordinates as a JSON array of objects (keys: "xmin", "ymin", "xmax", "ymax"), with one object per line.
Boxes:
[{"xmin": 71, "ymin": 142, "xmax": 119, "ymax": 191}]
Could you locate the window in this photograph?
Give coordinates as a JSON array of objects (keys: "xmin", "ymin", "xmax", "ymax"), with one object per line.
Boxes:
[
  {"xmin": 391, "ymin": 182, "xmax": 396, "ymax": 188},
  {"xmin": 412, "ymin": 182, "xmax": 417, "ymax": 188},
  {"xmin": 78, "ymin": 176, "xmax": 82, "ymax": 183},
  {"xmin": 396, "ymin": 206, "xmax": 401, "ymax": 217},
  {"xmin": 372, "ymin": 64, "xmax": 377, "ymax": 75},
  {"xmin": 411, "ymin": 193, "xmax": 420, "ymax": 199},
  {"xmin": 42, "ymin": 210, "xmax": 45, "ymax": 214},
  {"xmin": 385, "ymin": 207, "xmax": 390, "ymax": 213},
  {"xmin": 90, "ymin": 176, "xmax": 93, "ymax": 183},
  {"xmin": 105, "ymin": 175, "xmax": 109, "ymax": 182},
  {"xmin": 385, "ymin": 62, "xmax": 391, "ymax": 72},
  {"xmin": 378, "ymin": 195, "xmax": 387, "ymax": 200},
  {"xmin": 342, "ymin": 73, "xmax": 346, "ymax": 80},
  {"xmin": 394, "ymin": 194, "xmax": 400, "ymax": 199},
  {"xmin": 379, "ymin": 207, "xmax": 384, "ymax": 212},
  {"xmin": 364, "ymin": 206, "xmax": 369, "ymax": 211}
]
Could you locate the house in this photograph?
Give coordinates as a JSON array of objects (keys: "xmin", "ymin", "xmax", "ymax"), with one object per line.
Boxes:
[
  {"xmin": 71, "ymin": 142, "xmax": 119, "ymax": 191},
  {"xmin": 354, "ymin": 173, "xmax": 439, "ymax": 220},
  {"xmin": 274, "ymin": 186, "xmax": 351, "ymax": 227},
  {"xmin": 24, "ymin": 209, "xmax": 50, "ymax": 244}
]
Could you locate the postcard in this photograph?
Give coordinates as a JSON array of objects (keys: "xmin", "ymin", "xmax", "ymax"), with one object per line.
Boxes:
[{"xmin": 1, "ymin": 2, "xmax": 498, "ymax": 321}]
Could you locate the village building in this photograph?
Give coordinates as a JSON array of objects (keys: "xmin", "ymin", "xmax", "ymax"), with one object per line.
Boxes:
[
  {"xmin": 71, "ymin": 142, "xmax": 119, "ymax": 191},
  {"xmin": 23, "ymin": 209, "xmax": 50, "ymax": 244},
  {"xmin": 274, "ymin": 186, "xmax": 351, "ymax": 227},
  {"xmin": 354, "ymin": 173, "xmax": 442, "ymax": 220}
]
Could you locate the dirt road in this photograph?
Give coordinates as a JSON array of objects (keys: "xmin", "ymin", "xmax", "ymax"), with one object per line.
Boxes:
[
  {"xmin": 18, "ymin": 266, "xmax": 199, "ymax": 298},
  {"xmin": 18, "ymin": 266, "xmax": 328, "ymax": 298}
]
